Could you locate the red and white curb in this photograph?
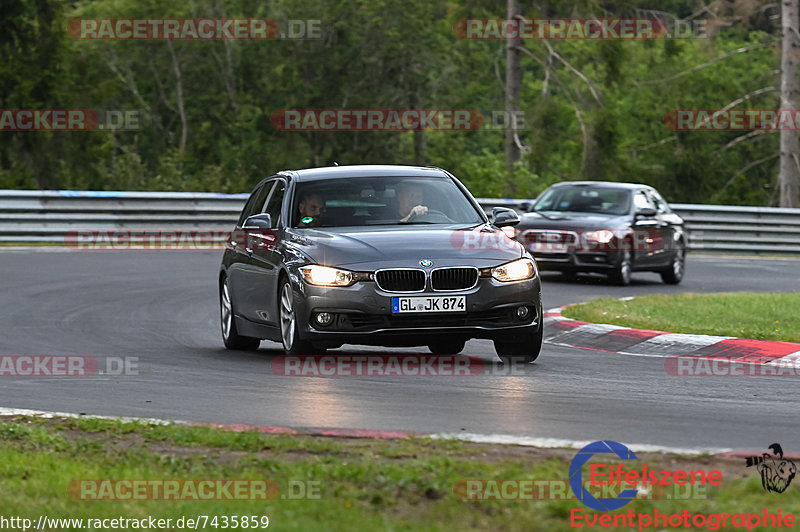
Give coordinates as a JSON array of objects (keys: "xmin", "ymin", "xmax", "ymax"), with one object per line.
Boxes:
[{"xmin": 543, "ymin": 305, "xmax": 800, "ymax": 371}]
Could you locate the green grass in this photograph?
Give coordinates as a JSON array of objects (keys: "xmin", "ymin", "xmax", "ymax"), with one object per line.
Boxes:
[
  {"xmin": 563, "ymin": 292, "xmax": 800, "ymax": 342},
  {"xmin": 0, "ymin": 416, "xmax": 799, "ymax": 531}
]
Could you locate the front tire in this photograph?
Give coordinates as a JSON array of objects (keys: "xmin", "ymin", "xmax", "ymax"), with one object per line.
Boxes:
[
  {"xmin": 494, "ymin": 324, "xmax": 543, "ymax": 365},
  {"xmin": 609, "ymin": 248, "xmax": 632, "ymax": 286},
  {"xmin": 279, "ymin": 279, "xmax": 325, "ymax": 356},
  {"xmin": 660, "ymin": 244, "xmax": 686, "ymax": 284},
  {"xmin": 220, "ymin": 277, "xmax": 261, "ymax": 351}
]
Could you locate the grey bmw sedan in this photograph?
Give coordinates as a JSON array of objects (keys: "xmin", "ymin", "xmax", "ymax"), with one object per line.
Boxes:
[{"xmin": 219, "ymin": 165, "xmax": 542, "ymax": 363}]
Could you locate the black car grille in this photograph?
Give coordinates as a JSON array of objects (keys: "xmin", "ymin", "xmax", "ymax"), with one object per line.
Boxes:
[
  {"xmin": 431, "ymin": 267, "xmax": 478, "ymax": 291},
  {"xmin": 375, "ymin": 269, "xmax": 425, "ymax": 292},
  {"xmin": 521, "ymin": 230, "xmax": 578, "ymax": 249}
]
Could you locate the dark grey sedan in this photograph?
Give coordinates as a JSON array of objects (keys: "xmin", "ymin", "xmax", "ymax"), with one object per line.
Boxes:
[
  {"xmin": 219, "ymin": 165, "xmax": 543, "ymax": 363},
  {"xmin": 514, "ymin": 181, "xmax": 686, "ymax": 285}
]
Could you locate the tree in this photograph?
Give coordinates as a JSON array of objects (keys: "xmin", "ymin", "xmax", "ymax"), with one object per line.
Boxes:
[
  {"xmin": 779, "ymin": 0, "xmax": 800, "ymax": 207},
  {"xmin": 504, "ymin": 0, "xmax": 522, "ymax": 192}
]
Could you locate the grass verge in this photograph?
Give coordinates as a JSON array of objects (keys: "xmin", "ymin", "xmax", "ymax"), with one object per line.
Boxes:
[
  {"xmin": 0, "ymin": 415, "xmax": 798, "ymax": 531},
  {"xmin": 562, "ymin": 292, "xmax": 800, "ymax": 343}
]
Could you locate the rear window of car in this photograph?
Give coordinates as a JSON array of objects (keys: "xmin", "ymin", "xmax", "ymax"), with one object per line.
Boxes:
[
  {"xmin": 532, "ymin": 186, "xmax": 631, "ymax": 216},
  {"xmin": 291, "ymin": 177, "xmax": 484, "ymax": 228}
]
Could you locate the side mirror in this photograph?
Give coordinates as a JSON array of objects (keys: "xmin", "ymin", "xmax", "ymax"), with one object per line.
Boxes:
[
  {"xmin": 492, "ymin": 207, "xmax": 520, "ymax": 227},
  {"xmin": 243, "ymin": 213, "xmax": 272, "ymax": 229},
  {"xmin": 517, "ymin": 201, "xmax": 532, "ymax": 212},
  {"xmin": 635, "ymin": 207, "xmax": 657, "ymax": 218}
]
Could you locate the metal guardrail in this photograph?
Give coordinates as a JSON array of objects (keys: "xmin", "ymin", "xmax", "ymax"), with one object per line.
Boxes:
[
  {"xmin": 1, "ymin": 190, "xmax": 799, "ymax": 254},
  {"xmin": 473, "ymin": 199, "xmax": 800, "ymax": 255},
  {"xmin": 669, "ymin": 203, "xmax": 800, "ymax": 254}
]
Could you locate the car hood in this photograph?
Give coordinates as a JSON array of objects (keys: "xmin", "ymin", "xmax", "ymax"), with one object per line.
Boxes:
[
  {"xmin": 284, "ymin": 224, "xmax": 524, "ymax": 269},
  {"xmin": 517, "ymin": 212, "xmax": 630, "ymax": 230}
]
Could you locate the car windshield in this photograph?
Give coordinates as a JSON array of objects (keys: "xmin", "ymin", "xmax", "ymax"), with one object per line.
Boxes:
[
  {"xmin": 531, "ymin": 186, "xmax": 631, "ymax": 216},
  {"xmin": 292, "ymin": 176, "xmax": 484, "ymax": 228}
]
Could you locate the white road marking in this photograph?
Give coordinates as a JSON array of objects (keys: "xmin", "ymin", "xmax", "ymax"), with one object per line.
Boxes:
[{"xmin": 429, "ymin": 432, "xmax": 732, "ymax": 455}]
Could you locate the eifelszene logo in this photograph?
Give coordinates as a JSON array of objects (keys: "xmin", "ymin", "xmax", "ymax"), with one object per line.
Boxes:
[
  {"xmin": 569, "ymin": 440, "xmax": 722, "ymax": 512},
  {"xmin": 745, "ymin": 443, "xmax": 797, "ymax": 494},
  {"xmin": 570, "ymin": 441, "xmax": 639, "ymax": 511}
]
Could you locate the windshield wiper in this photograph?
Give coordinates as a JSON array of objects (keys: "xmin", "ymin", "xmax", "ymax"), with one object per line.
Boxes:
[{"xmin": 532, "ymin": 210, "xmax": 556, "ymax": 220}]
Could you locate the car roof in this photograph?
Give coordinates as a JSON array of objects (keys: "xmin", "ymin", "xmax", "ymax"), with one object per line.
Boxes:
[
  {"xmin": 549, "ymin": 181, "xmax": 651, "ymax": 191},
  {"xmin": 278, "ymin": 165, "xmax": 451, "ymax": 182}
]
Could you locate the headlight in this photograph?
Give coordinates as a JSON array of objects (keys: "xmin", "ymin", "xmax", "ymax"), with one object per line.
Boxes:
[
  {"xmin": 300, "ymin": 265, "xmax": 355, "ymax": 287},
  {"xmin": 584, "ymin": 230, "xmax": 614, "ymax": 244},
  {"xmin": 491, "ymin": 258, "xmax": 536, "ymax": 282}
]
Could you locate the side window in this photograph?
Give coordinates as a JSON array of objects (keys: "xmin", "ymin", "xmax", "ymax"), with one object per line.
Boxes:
[
  {"xmin": 650, "ymin": 191, "xmax": 670, "ymax": 214},
  {"xmin": 237, "ymin": 182, "xmax": 271, "ymax": 227},
  {"xmin": 633, "ymin": 191, "xmax": 655, "ymax": 211},
  {"xmin": 263, "ymin": 180, "xmax": 286, "ymax": 228}
]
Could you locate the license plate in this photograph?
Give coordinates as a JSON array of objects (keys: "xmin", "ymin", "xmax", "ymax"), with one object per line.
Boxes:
[
  {"xmin": 392, "ymin": 295, "xmax": 466, "ymax": 313},
  {"xmin": 531, "ymin": 243, "xmax": 566, "ymax": 253}
]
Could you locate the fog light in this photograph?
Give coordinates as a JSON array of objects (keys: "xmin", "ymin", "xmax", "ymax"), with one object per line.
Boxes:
[
  {"xmin": 515, "ymin": 306, "xmax": 529, "ymax": 319},
  {"xmin": 315, "ymin": 312, "xmax": 334, "ymax": 327}
]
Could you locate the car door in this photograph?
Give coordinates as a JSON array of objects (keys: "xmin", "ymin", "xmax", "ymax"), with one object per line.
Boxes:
[
  {"xmin": 649, "ymin": 189, "xmax": 684, "ymax": 265},
  {"xmin": 239, "ymin": 178, "xmax": 287, "ymax": 326},
  {"xmin": 632, "ymin": 190, "xmax": 662, "ymax": 267},
  {"xmin": 228, "ymin": 180, "xmax": 275, "ymax": 322}
]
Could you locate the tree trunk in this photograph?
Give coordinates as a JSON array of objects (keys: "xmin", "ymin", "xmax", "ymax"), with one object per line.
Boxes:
[
  {"xmin": 505, "ymin": 0, "xmax": 522, "ymax": 193},
  {"xmin": 779, "ymin": 0, "xmax": 800, "ymax": 207},
  {"xmin": 409, "ymin": 79, "xmax": 426, "ymax": 165},
  {"xmin": 167, "ymin": 41, "xmax": 188, "ymax": 166}
]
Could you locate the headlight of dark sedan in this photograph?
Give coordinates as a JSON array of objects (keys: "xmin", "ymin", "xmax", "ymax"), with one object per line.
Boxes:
[
  {"xmin": 490, "ymin": 258, "xmax": 536, "ymax": 282},
  {"xmin": 584, "ymin": 229, "xmax": 615, "ymax": 244},
  {"xmin": 300, "ymin": 265, "xmax": 355, "ymax": 287}
]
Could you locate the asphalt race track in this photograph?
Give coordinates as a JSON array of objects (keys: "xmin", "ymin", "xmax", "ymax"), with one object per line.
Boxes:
[{"xmin": 1, "ymin": 250, "xmax": 798, "ymax": 451}]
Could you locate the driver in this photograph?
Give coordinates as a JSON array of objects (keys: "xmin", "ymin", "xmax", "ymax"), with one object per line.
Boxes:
[
  {"xmin": 297, "ymin": 191, "xmax": 325, "ymax": 227},
  {"xmin": 396, "ymin": 182, "xmax": 428, "ymax": 222}
]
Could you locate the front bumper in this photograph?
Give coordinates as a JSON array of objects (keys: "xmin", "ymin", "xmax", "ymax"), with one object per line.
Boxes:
[
  {"xmin": 291, "ymin": 273, "xmax": 542, "ymax": 346},
  {"xmin": 532, "ymin": 249, "xmax": 623, "ymax": 273}
]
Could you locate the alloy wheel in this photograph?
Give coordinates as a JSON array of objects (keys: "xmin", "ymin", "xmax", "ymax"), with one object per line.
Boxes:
[
  {"xmin": 221, "ymin": 280, "xmax": 232, "ymax": 339},
  {"xmin": 673, "ymin": 248, "xmax": 685, "ymax": 278},
  {"xmin": 619, "ymin": 250, "xmax": 632, "ymax": 284},
  {"xmin": 280, "ymin": 282, "xmax": 296, "ymax": 349}
]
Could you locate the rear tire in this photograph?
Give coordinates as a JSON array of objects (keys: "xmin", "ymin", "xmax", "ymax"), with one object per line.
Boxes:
[
  {"xmin": 494, "ymin": 324, "xmax": 543, "ymax": 365},
  {"xmin": 220, "ymin": 277, "xmax": 261, "ymax": 351},
  {"xmin": 428, "ymin": 339, "xmax": 466, "ymax": 355},
  {"xmin": 660, "ymin": 244, "xmax": 685, "ymax": 285},
  {"xmin": 279, "ymin": 278, "xmax": 325, "ymax": 356}
]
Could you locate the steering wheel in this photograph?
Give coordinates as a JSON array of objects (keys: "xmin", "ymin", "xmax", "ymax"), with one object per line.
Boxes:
[{"xmin": 407, "ymin": 208, "xmax": 454, "ymax": 223}]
